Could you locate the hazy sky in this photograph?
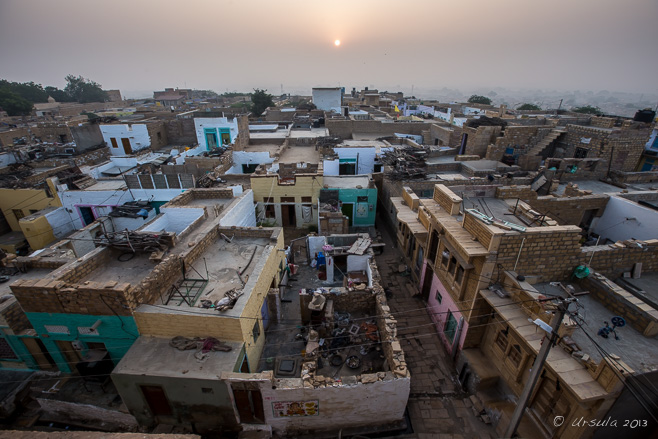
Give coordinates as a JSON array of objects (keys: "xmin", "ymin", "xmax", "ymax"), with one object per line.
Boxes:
[{"xmin": 1, "ymin": 0, "xmax": 657, "ymax": 98}]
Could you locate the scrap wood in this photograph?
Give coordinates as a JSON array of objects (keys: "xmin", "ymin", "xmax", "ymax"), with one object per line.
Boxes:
[{"xmin": 215, "ymin": 288, "xmax": 243, "ymax": 311}]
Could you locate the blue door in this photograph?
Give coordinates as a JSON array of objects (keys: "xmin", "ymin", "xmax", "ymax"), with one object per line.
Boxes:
[{"xmin": 261, "ymin": 298, "xmax": 270, "ymax": 330}]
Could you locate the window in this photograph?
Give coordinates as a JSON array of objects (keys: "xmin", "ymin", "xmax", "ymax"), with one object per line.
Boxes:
[
  {"xmin": 301, "ymin": 196, "xmax": 312, "ymax": 203},
  {"xmin": 448, "ymin": 256, "xmax": 457, "ymax": 276},
  {"xmin": 444, "ymin": 311, "xmax": 458, "ymax": 344},
  {"xmin": 574, "ymin": 147, "xmax": 588, "ymax": 159},
  {"xmin": 495, "ymin": 330, "xmax": 508, "ymax": 352},
  {"xmin": 252, "ymin": 321, "xmax": 261, "ymax": 342},
  {"xmin": 374, "ymin": 164, "xmax": 383, "ymax": 172},
  {"xmin": 263, "ymin": 197, "xmax": 273, "ymax": 203},
  {"xmin": 264, "ymin": 204, "xmax": 275, "ymax": 219},
  {"xmin": 0, "ymin": 338, "xmax": 18, "ymax": 360},
  {"xmin": 436, "ymin": 290, "xmax": 443, "ymax": 304},
  {"xmin": 44, "ymin": 325, "xmax": 69, "ymax": 334},
  {"xmin": 78, "ymin": 327, "xmax": 100, "ymax": 336},
  {"xmin": 12, "ymin": 209, "xmax": 24, "ymax": 221},
  {"xmin": 455, "ymin": 265, "xmax": 465, "ymax": 285},
  {"xmin": 508, "ymin": 344, "xmax": 522, "ymax": 367},
  {"xmin": 280, "ymin": 197, "xmax": 295, "ymax": 203},
  {"xmin": 441, "ymin": 250, "xmax": 450, "ymax": 267},
  {"xmin": 357, "ymin": 196, "xmax": 368, "ymax": 203},
  {"xmin": 339, "ymin": 159, "xmax": 356, "ymax": 175}
]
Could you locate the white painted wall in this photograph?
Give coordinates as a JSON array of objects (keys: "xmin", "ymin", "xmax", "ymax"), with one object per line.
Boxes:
[
  {"xmin": 259, "ymin": 376, "xmax": 410, "ymax": 433},
  {"xmin": 337, "ymin": 147, "xmax": 376, "ymax": 175},
  {"xmin": 219, "ymin": 190, "xmax": 257, "ymax": 227},
  {"xmin": 312, "ymin": 88, "xmax": 342, "ymax": 113},
  {"xmin": 45, "ymin": 207, "xmax": 77, "ymax": 238},
  {"xmin": 194, "ymin": 117, "xmax": 239, "ymax": 149},
  {"xmin": 110, "ymin": 210, "xmax": 157, "ymax": 231},
  {"xmin": 592, "ymin": 196, "xmax": 658, "ymax": 243},
  {"xmin": 142, "ymin": 207, "xmax": 205, "ymax": 234},
  {"xmin": 0, "ymin": 152, "xmax": 17, "ymax": 168},
  {"xmin": 100, "ymin": 124, "xmax": 151, "ymax": 156},
  {"xmin": 347, "ymin": 255, "xmax": 369, "ymax": 272},
  {"xmin": 308, "ymin": 236, "xmax": 327, "ymax": 261},
  {"xmin": 322, "ymin": 159, "xmax": 340, "ymax": 176},
  {"xmin": 462, "ymin": 106, "xmax": 485, "ymax": 115},
  {"xmin": 226, "ymin": 151, "xmax": 275, "ymax": 174}
]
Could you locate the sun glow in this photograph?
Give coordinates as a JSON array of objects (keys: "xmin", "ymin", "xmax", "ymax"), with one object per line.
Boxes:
[{"xmin": 334, "ymin": 39, "xmax": 341, "ymax": 46}]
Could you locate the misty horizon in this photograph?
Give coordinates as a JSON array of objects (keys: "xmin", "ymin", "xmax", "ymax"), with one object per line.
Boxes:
[{"xmin": 1, "ymin": 0, "xmax": 657, "ymax": 100}]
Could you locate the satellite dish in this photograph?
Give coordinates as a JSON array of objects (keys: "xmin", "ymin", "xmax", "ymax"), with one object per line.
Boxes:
[{"xmin": 611, "ymin": 316, "xmax": 626, "ymax": 328}]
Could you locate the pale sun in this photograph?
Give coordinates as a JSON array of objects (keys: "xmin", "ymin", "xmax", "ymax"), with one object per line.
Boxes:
[{"xmin": 334, "ymin": 39, "xmax": 341, "ymax": 46}]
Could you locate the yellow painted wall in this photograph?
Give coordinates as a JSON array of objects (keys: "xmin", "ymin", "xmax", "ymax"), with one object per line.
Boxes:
[
  {"xmin": 238, "ymin": 231, "xmax": 285, "ymax": 368},
  {"xmin": 250, "ymin": 175, "xmax": 323, "ymax": 204},
  {"xmin": 19, "ymin": 215, "xmax": 56, "ymax": 250},
  {"xmin": 0, "ymin": 181, "xmax": 61, "ymax": 231},
  {"xmin": 134, "ymin": 311, "xmax": 245, "ymax": 341}
]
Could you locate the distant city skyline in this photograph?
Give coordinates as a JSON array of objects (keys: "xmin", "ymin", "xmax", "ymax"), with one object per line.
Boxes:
[{"xmin": 1, "ymin": 0, "xmax": 657, "ymax": 98}]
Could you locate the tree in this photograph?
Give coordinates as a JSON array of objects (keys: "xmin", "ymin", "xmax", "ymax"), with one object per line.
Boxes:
[
  {"xmin": 467, "ymin": 95, "xmax": 492, "ymax": 105},
  {"xmin": 517, "ymin": 103, "xmax": 541, "ymax": 111},
  {"xmin": 0, "ymin": 89, "xmax": 34, "ymax": 116},
  {"xmin": 64, "ymin": 75, "xmax": 108, "ymax": 103},
  {"xmin": 250, "ymin": 88, "xmax": 274, "ymax": 117},
  {"xmin": 0, "ymin": 79, "xmax": 49, "ymax": 103},
  {"xmin": 571, "ymin": 105, "xmax": 602, "ymax": 115},
  {"xmin": 45, "ymin": 86, "xmax": 75, "ymax": 102}
]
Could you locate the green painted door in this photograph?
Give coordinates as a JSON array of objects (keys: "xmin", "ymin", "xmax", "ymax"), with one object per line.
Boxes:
[
  {"xmin": 204, "ymin": 129, "xmax": 218, "ymax": 149},
  {"xmin": 341, "ymin": 203, "xmax": 353, "ymax": 226}
]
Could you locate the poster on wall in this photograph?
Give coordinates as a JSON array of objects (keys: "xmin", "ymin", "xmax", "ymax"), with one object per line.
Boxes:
[{"xmin": 272, "ymin": 400, "xmax": 319, "ymax": 417}]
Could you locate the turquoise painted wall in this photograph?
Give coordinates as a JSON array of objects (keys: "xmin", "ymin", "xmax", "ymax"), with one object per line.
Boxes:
[
  {"xmin": 335, "ymin": 187, "xmax": 377, "ymax": 226},
  {"xmin": 25, "ymin": 312, "xmax": 138, "ymax": 373},
  {"xmin": 0, "ymin": 328, "xmax": 38, "ymax": 370}
]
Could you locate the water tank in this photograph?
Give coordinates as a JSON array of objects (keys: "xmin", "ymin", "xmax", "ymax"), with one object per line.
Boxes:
[{"xmin": 633, "ymin": 109, "xmax": 655, "ymax": 123}]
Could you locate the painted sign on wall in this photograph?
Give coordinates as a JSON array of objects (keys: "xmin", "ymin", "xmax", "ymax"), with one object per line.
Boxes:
[{"xmin": 272, "ymin": 400, "xmax": 319, "ymax": 417}]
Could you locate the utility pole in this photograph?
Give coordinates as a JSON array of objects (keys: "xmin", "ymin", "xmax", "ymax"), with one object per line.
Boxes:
[{"xmin": 504, "ymin": 299, "xmax": 571, "ymax": 438}]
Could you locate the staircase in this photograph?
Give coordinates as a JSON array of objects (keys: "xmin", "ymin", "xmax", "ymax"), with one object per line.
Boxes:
[{"xmin": 527, "ymin": 129, "xmax": 566, "ymax": 157}]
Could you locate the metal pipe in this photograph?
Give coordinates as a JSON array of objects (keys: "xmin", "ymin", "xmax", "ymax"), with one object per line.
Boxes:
[
  {"xmin": 588, "ymin": 236, "xmax": 601, "ymax": 266},
  {"xmin": 513, "ymin": 237, "xmax": 526, "ymax": 271}
]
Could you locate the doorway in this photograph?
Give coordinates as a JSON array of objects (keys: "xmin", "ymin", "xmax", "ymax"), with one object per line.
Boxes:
[
  {"xmin": 55, "ymin": 340, "xmax": 82, "ymax": 370},
  {"xmin": 121, "ymin": 138, "xmax": 132, "ymax": 154},
  {"xmin": 341, "ymin": 203, "xmax": 353, "ymax": 226},
  {"xmin": 281, "ymin": 204, "xmax": 296, "ymax": 226},
  {"xmin": 220, "ymin": 129, "xmax": 231, "ymax": 146},
  {"xmin": 232, "ymin": 387, "xmax": 265, "ymax": 424},
  {"xmin": 421, "ymin": 265, "xmax": 434, "ymax": 302},
  {"xmin": 22, "ymin": 338, "xmax": 57, "ymax": 370},
  {"xmin": 204, "ymin": 129, "xmax": 218, "ymax": 149},
  {"xmin": 141, "ymin": 385, "xmax": 173, "ymax": 416},
  {"xmin": 78, "ymin": 206, "xmax": 95, "ymax": 226}
]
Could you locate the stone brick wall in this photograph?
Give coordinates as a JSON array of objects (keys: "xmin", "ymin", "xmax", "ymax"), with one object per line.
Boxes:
[
  {"xmin": 35, "ymin": 147, "xmax": 110, "ymax": 168},
  {"xmin": 53, "ymin": 247, "xmax": 112, "ymax": 284},
  {"xmin": 10, "ymin": 278, "xmax": 132, "ymax": 316},
  {"xmin": 429, "ymin": 124, "xmax": 462, "ymax": 147},
  {"xmin": 494, "ymin": 126, "xmax": 539, "ymax": 151},
  {"xmin": 527, "ymin": 194, "xmax": 609, "ymax": 226},
  {"xmin": 463, "ymin": 126, "xmax": 502, "ymax": 157},
  {"xmin": 495, "ymin": 185, "xmax": 538, "ymax": 200},
  {"xmin": 579, "ymin": 272, "xmax": 658, "ymax": 337},
  {"xmin": 164, "ymin": 119, "xmax": 197, "ymax": 145},
  {"xmin": 609, "ymin": 170, "xmax": 658, "ymax": 185},
  {"xmin": 494, "ymin": 226, "xmax": 583, "ymax": 279},
  {"xmin": 433, "ymin": 184, "xmax": 461, "ymax": 215},
  {"xmin": 583, "ymin": 240, "xmax": 658, "ymax": 279},
  {"xmin": 590, "ymin": 117, "xmax": 616, "ymax": 129},
  {"xmin": 1, "ymin": 300, "xmax": 32, "ymax": 333},
  {"xmin": 327, "ymin": 119, "xmax": 431, "ymax": 140},
  {"xmin": 462, "ymin": 211, "xmax": 495, "ymax": 250}
]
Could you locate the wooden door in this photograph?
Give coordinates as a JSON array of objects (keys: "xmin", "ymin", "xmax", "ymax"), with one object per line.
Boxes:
[
  {"xmin": 141, "ymin": 385, "xmax": 173, "ymax": 416},
  {"xmin": 22, "ymin": 338, "xmax": 56, "ymax": 370},
  {"xmin": 121, "ymin": 138, "xmax": 132, "ymax": 154},
  {"xmin": 233, "ymin": 389, "xmax": 264, "ymax": 424},
  {"xmin": 421, "ymin": 265, "xmax": 434, "ymax": 301},
  {"xmin": 55, "ymin": 340, "xmax": 81, "ymax": 370}
]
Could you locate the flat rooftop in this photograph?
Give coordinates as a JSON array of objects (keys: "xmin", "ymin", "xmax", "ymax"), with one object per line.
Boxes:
[
  {"xmin": 340, "ymin": 140, "xmax": 388, "ymax": 148},
  {"xmin": 249, "ymin": 128, "xmax": 289, "ymax": 139},
  {"xmin": 278, "ymin": 145, "xmax": 320, "ymax": 164},
  {"xmin": 240, "ymin": 143, "xmax": 280, "ymax": 156},
  {"xmin": 83, "ymin": 180, "xmax": 127, "ymax": 191},
  {"xmin": 323, "ymin": 175, "xmax": 371, "ymax": 188},
  {"xmin": 142, "ymin": 235, "xmax": 271, "ymax": 314},
  {"xmin": 556, "ymin": 180, "xmax": 625, "ymax": 195},
  {"xmin": 78, "ymin": 249, "xmax": 156, "ymax": 284},
  {"xmin": 462, "ymin": 197, "xmax": 534, "ymax": 229},
  {"xmin": 621, "ymin": 273, "xmax": 658, "ymax": 303},
  {"xmin": 113, "ymin": 336, "xmax": 243, "ymax": 379},
  {"xmin": 536, "ymin": 281, "xmax": 658, "ymax": 373},
  {"xmin": 289, "ymin": 127, "xmax": 329, "ymax": 138}
]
